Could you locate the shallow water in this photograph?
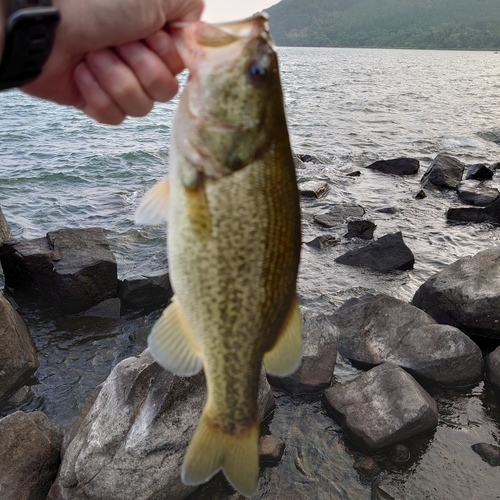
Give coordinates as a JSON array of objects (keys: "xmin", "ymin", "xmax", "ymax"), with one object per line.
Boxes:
[{"xmin": 1, "ymin": 47, "xmax": 500, "ymax": 498}]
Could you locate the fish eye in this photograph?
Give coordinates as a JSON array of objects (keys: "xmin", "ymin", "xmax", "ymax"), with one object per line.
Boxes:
[{"xmin": 247, "ymin": 61, "xmax": 267, "ymax": 85}]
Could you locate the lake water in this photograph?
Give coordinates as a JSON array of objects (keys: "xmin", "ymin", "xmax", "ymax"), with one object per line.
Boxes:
[{"xmin": 1, "ymin": 47, "xmax": 500, "ymax": 499}]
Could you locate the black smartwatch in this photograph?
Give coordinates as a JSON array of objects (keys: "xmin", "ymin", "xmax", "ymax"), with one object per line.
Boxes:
[{"xmin": 0, "ymin": 0, "xmax": 60, "ymax": 90}]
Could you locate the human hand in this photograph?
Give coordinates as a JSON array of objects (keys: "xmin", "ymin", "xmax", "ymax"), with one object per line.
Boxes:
[{"xmin": 20, "ymin": 0, "xmax": 204, "ymax": 124}]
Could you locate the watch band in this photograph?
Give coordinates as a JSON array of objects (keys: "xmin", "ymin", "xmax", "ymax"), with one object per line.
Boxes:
[{"xmin": 0, "ymin": 0, "xmax": 60, "ymax": 90}]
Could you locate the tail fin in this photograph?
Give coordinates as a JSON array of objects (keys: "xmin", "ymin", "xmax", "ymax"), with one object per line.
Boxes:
[{"xmin": 182, "ymin": 409, "xmax": 260, "ymax": 497}]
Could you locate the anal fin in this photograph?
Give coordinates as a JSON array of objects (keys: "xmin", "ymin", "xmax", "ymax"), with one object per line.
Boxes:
[
  {"xmin": 264, "ymin": 295, "xmax": 302, "ymax": 377},
  {"xmin": 148, "ymin": 300, "xmax": 203, "ymax": 376}
]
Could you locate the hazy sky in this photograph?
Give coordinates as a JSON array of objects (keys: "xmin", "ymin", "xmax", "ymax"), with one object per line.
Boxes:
[{"xmin": 202, "ymin": 0, "xmax": 280, "ymax": 23}]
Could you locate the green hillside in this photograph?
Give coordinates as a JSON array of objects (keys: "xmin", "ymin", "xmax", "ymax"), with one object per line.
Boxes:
[{"xmin": 265, "ymin": 0, "xmax": 500, "ymax": 49}]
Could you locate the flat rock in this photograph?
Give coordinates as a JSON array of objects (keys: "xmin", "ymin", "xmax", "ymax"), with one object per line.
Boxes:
[
  {"xmin": 471, "ymin": 443, "xmax": 500, "ymax": 466},
  {"xmin": 49, "ymin": 349, "xmax": 275, "ymax": 500},
  {"xmin": 0, "ymin": 293, "xmax": 39, "ymax": 400},
  {"xmin": 314, "ymin": 204, "xmax": 365, "ymax": 228},
  {"xmin": 324, "ymin": 363, "xmax": 438, "ymax": 452},
  {"xmin": 466, "ymin": 164, "xmax": 493, "ymax": 180},
  {"xmin": 0, "ymin": 411, "xmax": 63, "ymax": 500},
  {"xmin": 0, "ymin": 207, "xmax": 10, "ymax": 245},
  {"xmin": 0, "ymin": 228, "xmax": 118, "ymax": 314},
  {"xmin": 119, "ymin": 270, "xmax": 173, "ymax": 311},
  {"xmin": 79, "ymin": 297, "xmax": 121, "ymax": 319},
  {"xmin": 457, "ymin": 181, "xmax": 499, "ymax": 206},
  {"xmin": 353, "ymin": 456, "xmax": 381, "ymax": 478},
  {"xmin": 344, "ymin": 219, "xmax": 376, "ymax": 240},
  {"xmin": 268, "ymin": 310, "xmax": 337, "ymax": 395},
  {"xmin": 447, "ymin": 198, "xmax": 500, "ymax": 223},
  {"xmin": 332, "ymin": 293, "xmax": 483, "ymax": 387},
  {"xmin": 305, "ymin": 235, "xmax": 339, "ymax": 249},
  {"xmin": 335, "ymin": 232, "xmax": 414, "ymax": 272},
  {"xmin": 259, "ymin": 435, "xmax": 285, "ymax": 464},
  {"xmin": 421, "ymin": 153, "xmax": 465, "ymax": 189},
  {"xmin": 412, "ymin": 246, "xmax": 500, "ymax": 337},
  {"xmin": 485, "ymin": 346, "xmax": 500, "ymax": 389},
  {"xmin": 299, "ymin": 181, "xmax": 328, "ymax": 198},
  {"xmin": 366, "ymin": 157, "xmax": 419, "ymax": 175},
  {"xmin": 292, "ymin": 154, "xmax": 306, "ymax": 170}
]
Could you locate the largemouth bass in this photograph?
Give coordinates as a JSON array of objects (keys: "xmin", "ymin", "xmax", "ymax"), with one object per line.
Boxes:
[{"xmin": 136, "ymin": 13, "xmax": 302, "ymax": 497}]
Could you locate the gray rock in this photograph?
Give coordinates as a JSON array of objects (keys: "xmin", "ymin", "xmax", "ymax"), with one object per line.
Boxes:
[
  {"xmin": 471, "ymin": 443, "xmax": 500, "ymax": 466},
  {"xmin": 371, "ymin": 481, "xmax": 396, "ymax": 500},
  {"xmin": 0, "ymin": 228, "xmax": 118, "ymax": 314},
  {"xmin": 412, "ymin": 246, "xmax": 500, "ymax": 338},
  {"xmin": 466, "ymin": 164, "xmax": 493, "ymax": 180},
  {"xmin": 0, "ymin": 207, "xmax": 10, "ymax": 245},
  {"xmin": 390, "ymin": 444, "xmax": 410, "ymax": 463},
  {"xmin": 80, "ymin": 297, "xmax": 121, "ymax": 319},
  {"xmin": 49, "ymin": 350, "xmax": 275, "ymax": 500},
  {"xmin": 332, "ymin": 293, "xmax": 483, "ymax": 387},
  {"xmin": 346, "ymin": 170, "xmax": 361, "ymax": 177},
  {"xmin": 314, "ymin": 204, "xmax": 365, "ymax": 228},
  {"xmin": 374, "ymin": 207, "xmax": 398, "ymax": 214},
  {"xmin": 259, "ymin": 435, "xmax": 285, "ymax": 464},
  {"xmin": 292, "ymin": 154, "xmax": 306, "ymax": 170},
  {"xmin": 6, "ymin": 385, "xmax": 33, "ymax": 407},
  {"xmin": 324, "ymin": 363, "xmax": 438, "ymax": 452},
  {"xmin": 0, "ymin": 293, "xmax": 39, "ymax": 400},
  {"xmin": 119, "ymin": 270, "xmax": 173, "ymax": 311},
  {"xmin": 305, "ymin": 235, "xmax": 339, "ymax": 249},
  {"xmin": 366, "ymin": 158, "xmax": 419, "ymax": 176},
  {"xmin": 414, "ymin": 190, "xmax": 427, "ymax": 199},
  {"xmin": 299, "ymin": 181, "xmax": 328, "ymax": 199},
  {"xmin": 485, "ymin": 346, "xmax": 500, "ymax": 389},
  {"xmin": 335, "ymin": 232, "xmax": 414, "ymax": 272},
  {"xmin": 421, "ymin": 153, "xmax": 465, "ymax": 189},
  {"xmin": 268, "ymin": 310, "xmax": 337, "ymax": 396},
  {"xmin": 353, "ymin": 456, "xmax": 381, "ymax": 478},
  {"xmin": 0, "ymin": 411, "xmax": 63, "ymax": 500},
  {"xmin": 457, "ymin": 181, "xmax": 500, "ymax": 206},
  {"xmin": 344, "ymin": 220, "xmax": 376, "ymax": 240},
  {"xmin": 447, "ymin": 197, "xmax": 500, "ymax": 223}
]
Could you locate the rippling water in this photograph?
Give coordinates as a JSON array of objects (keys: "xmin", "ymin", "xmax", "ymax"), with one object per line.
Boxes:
[{"xmin": 1, "ymin": 48, "xmax": 500, "ymax": 499}]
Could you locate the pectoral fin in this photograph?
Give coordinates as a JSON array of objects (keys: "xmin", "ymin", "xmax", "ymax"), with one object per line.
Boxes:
[
  {"xmin": 148, "ymin": 300, "xmax": 203, "ymax": 376},
  {"xmin": 135, "ymin": 177, "xmax": 170, "ymax": 224},
  {"xmin": 264, "ymin": 296, "xmax": 302, "ymax": 376}
]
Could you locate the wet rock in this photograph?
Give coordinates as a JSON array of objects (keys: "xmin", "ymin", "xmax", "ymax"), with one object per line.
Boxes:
[
  {"xmin": 371, "ymin": 481, "xmax": 396, "ymax": 500},
  {"xmin": 457, "ymin": 181, "xmax": 500, "ymax": 206},
  {"xmin": 268, "ymin": 310, "xmax": 337, "ymax": 395},
  {"xmin": 324, "ymin": 363, "xmax": 438, "ymax": 452},
  {"xmin": 49, "ymin": 350, "xmax": 275, "ymax": 500},
  {"xmin": 118, "ymin": 270, "xmax": 173, "ymax": 312},
  {"xmin": 414, "ymin": 190, "xmax": 427, "ymax": 199},
  {"xmin": 335, "ymin": 232, "xmax": 414, "ymax": 272},
  {"xmin": 0, "ymin": 207, "xmax": 10, "ymax": 244},
  {"xmin": 412, "ymin": 246, "xmax": 500, "ymax": 338},
  {"xmin": 0, "ymin": 293, "xmax": 39, "ymax": 400},
  {"xmin": 0, "ymin": 228, "xmax": 118, "ymax": 314},
  {"xmin": 353, "ymin": 456, "xmax": 381, "ymax": 478},
  {"xmin": 447, "ymin": 197, "xmax": 500, "ymax": 223},
  {"xmin": 299, "ymin": 181, "xmax": 328, "ymax": 198},
  {"xmin": 390, "ymin": 444, "xmax": 411, "ymax": 463},
  {"xmin": 366, "ymin": 157, "xmax": 419, "ymax": 176},
  {"xmin": 292, "ymin": 153, "xmax": 306, "ymax": 169},
  {"xmin": 305, "ymin": 235, "xmax": 339, "ymax": 249},
  {"xmin": 421, "ymin": 153, "xmax": 465, "ymax": 190},
  {"xmin": 344, "ymin": 220, "xmax": 376, "ymax": 240},
  {"xmin": 259, "ymin": 435, "xmax": 285, "ymax": 464},
  {"xmin": 298, "ymin": 154, "xmax": 330, "ymax": 164},
  {"xmin": 0, "ymin": 411, "xmax": 63, "ymax": 500},
  {"xmin": 314, "ymin": 204, "xmax": 365, "ymax": 228},
  {"xmin": 346, "ymin": 170, "xmax": 361, "ymax": 177},
  {"xmin": 466, "ymin": 164, "xmax": 493, "ymax": 180},
  {"xmin": 471, "ymin": 443, "xmax": 500, "ymax": 466},
  {"xmin": 485, "ymin": 346, "xmax": 500, "ymax": 389},
  {"xmin": 332, "ymin": 293, "xmax": 483, "ymax": 387},
  {"xmin": 79, "ymin": 297, "xmax": 121, "ymax": 319},
  {"xmin": 299, "ymin": 154, "xmax": 314, "ymax": 163},
  {"xmin": 6, "ymin": 385, "xmax": 33, "ymax": 407},
  {"xmin": 374, "ymin": 207, "xmax": 398, "ymax": 214}
]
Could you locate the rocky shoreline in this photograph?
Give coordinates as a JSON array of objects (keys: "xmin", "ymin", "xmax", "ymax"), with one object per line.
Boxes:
[{"xmin": 1, "ymin": 153, "xmax": 500, "ymax": 499}]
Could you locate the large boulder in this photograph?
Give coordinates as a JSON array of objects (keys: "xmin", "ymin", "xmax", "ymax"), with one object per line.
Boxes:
[
  {"xmin": 366, "ymin": 158, "xmax": 419, "ymax": 176},
  {"xmin": 447, "ymin": 198, "xmax": 500, "ymax": 223},
  {"xmin": 412, "ymin": 246, "xmax": 500, "ymax": 338},
  {"xmin": 268, "ymin": 310, "xmax": 337, "ymax": 395},
  {"xmin": 421, "ymin": 153, "xmax": 465, "ymax": 189},
  {"xmin": 335, "ymin": 232, "xmax": 414, "ymax": 272},
  {"xmin": 465, "ymin": 164, "xmax": 493, "ymax": 180},
  {"xmin": 485, "ymin": 346, "xmax": 500, "ymax": 389},
  {"xmin": 0, "ymin": 293, "xmax": 39, "ymax": 400},
  {"xmin": 344, "ymin": 220, "xmax": 376, "ymax": 240},
  {"xmin": 0, "ymin": 228, "xmax": 118, "ymax": 314},
  {"xmin": 0, "ymin": 411, "xmax": 63, "ymax": 500},
  {"xmin": 49, "ymin": 349, "xmax": 275, "ymax": 500},
  {"xmin": 0, "ymin": 207, "xmax": 10, "ymax": 245},
  {"xmin": 331, "ymin": 293, "xmax": 483, "ymax": 387},
  {"xmin": 456, "ymin": 181, "xmax": 499, "ymax": 207},
  {"xmin": 324, "ymin": 363, "xmax": 438, "ymax": 452}
]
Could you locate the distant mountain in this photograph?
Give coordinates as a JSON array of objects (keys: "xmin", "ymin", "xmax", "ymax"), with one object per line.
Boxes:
[{"xmin": 264, "ymin": 0, "xmax": 500, "ymax": 49}]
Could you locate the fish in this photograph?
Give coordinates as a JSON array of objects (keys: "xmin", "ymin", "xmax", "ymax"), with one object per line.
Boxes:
[{"xmin": 136, "ymin": 13, "xmax": 302, "ymax": 497}]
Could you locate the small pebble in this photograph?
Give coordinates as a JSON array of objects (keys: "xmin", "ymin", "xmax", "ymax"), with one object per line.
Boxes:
[
  {"xmin": 259, "ymin": 435, "xmax": 285, "ymax": 464},
  {"xmin": 353, "ymin": 456, "xmax": 381, "ymax": 478},
  {"xmin": 390, "ymin": 444, "xmax": 411, "ymax": 463}
]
